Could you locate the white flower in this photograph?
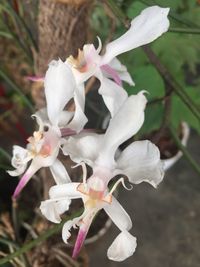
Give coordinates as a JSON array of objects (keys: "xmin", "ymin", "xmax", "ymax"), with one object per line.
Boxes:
[
  {"xmin": 66, "ymin": 6, "xmax": 170, "ymax": 116},
  {"xmin": 8, "ymin": 59, "xmax": 87, "ymax": 198},
  {"xmin": 41, "ymin": 91, "xmax": 164, "ymax": 261}
]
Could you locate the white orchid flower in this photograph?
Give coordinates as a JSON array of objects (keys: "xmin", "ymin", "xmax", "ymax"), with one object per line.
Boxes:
[
  {"xmin": 40, "ymin": 91, "xmax": 164, "ymax": 261},
  {"xmin": 8, "ymin": 59, "xmax": 88, "ymax": 198},
  {"xmin": 66, "ymin": 6, "xmax": 170, "ymax": 116}
]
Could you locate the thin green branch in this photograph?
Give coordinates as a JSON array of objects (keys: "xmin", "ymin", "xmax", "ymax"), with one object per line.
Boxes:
[
  {"xmin": 142, "ymin": 45, "xmax": 200, "ymax": 121},
  {"xmin": 0, "ymin": 69, "xmax": 34, "ymax": 112},
  {"xmin": 169, "ymin": 125, "xmax": 200, "ymax": 176},
  {"xmin": 0, "ymin": 211, "xmax": 82, "ymax": 265},
  {"xmin": 169, "ymin": 27, "xmax": 200, "ymax": 34}
]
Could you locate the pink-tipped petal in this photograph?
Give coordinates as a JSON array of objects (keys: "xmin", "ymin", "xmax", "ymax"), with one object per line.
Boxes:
[
  {"xmin": 72, "ymin": 228, "xmax": 88, "ymax": 259},
  {"xmin": 101, "ymin": 64, "xmax": 122, "ymax": 86},
  {"xmin": 12, "ymin": 161, "xmax": 41, "ymax": 198},
  {"xmin": 13, "ymin": 172, "xmax": 31, "ymax": 199},
  {"xmin": 26, "ymin": 76, "xmax": 44, "ymax": 82}
]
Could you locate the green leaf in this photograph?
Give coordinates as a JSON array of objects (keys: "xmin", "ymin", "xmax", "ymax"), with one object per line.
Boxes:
[
  {"xmin": 124, "ymin": 65, "xmax": 165, "ymax": 99},
  {"xmin": 139, "ymin": 103, "xmax": 164, "ymax": 135}
]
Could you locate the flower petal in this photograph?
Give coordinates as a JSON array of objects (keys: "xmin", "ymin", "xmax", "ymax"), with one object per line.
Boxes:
[
  {"xmin": 50, "ymin": 159, "xmax": 71, "ymax": 184},
  {"xmin": 7, "ymin": 145, "xmax": 31, "ymax": 177},
  {"xmin": 116, "ymin": 140, "xmax": 164, "ymax": 188},
  {"xmin": 62, "ymin": 133, "xmax": 103, "ymax": 166},
  {"xmin": 67, "ymin": 85, "xmax": 88, "ymax": 133},
  {"xmin": 97, "ymin": 74, "xmax": 128, "ymax": 117},
  {"xmin": 101, "ymin": 6, "xmax": 170, "ymax": 64},
  {"xmin": 104, "ymin": 196, "xmax": 132, "ymax": 231},
  {"xmin": 97, "ymin": 92, "xmax": 147, "ymax": 167},
  {"xmin": 107, "ymin": 231, "xmax": 137, "ymax": 262},
  {"xmin": 44, "ymin": 59, "xmax": 75, "ymax": 126},
  {"xmin": 40, "ymin": 197, "xmax": 71, "ymax": 223},
  {"xmin": 12, "ymin": 160, "xmax": 41, "ymax": 198},
  {"xmin": 106, "ymin": 58, "xmax": 135, "ymax": 86},
  {"xmin": 49, "ymin": 183, "xmax": 82, "ymax": 199},
  {"xmin": 62, "ymin": 216, "xmax": 82, "ymax": 244}
]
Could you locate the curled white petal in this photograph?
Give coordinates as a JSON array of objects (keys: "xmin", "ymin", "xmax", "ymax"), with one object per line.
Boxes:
[
  {"xmin": 40, "ymin": 198, "xmax": 71, "ymax": 223},
  {"xmin": 101, "ymin": 6, "xmax": 170, "ymax": 64},
  {"xmin": 117, "ymin": 140, "xmax": 164, "ymax": 188},
  {"xmin": 7, "ymin": 145, "xmax": 32, "ymax": 177},
  {"xmin": 107, "ymin": 231, "xmax": 137, "ymax": 262}
]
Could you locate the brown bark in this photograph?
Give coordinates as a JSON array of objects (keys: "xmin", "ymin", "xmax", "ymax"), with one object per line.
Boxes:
[
  {"xmin": 32, "ymin": 0, "xmax": 91, "ymax": 108},
  {"xmin": 37, "ymin": 0, "xmax": 90, "ymax": 74}
]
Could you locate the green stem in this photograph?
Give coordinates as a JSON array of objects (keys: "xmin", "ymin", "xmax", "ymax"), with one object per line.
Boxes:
[
  {"xmin": 0, "ymin": 211, "xmax": 82, "ymax": 265},
  {"xmin": 103, "ymin": 0, "xmax": 129, "ymax": 28},
  {"xmin": 169, "ymin": 27, "xmax": 200, "ymax": 34},
  {"xmin": 0, "ymin": 147, "xmax": 11, "ymax": 160},
  {"xmin": 0, "ymin": 69, "xmax": 34, "ymax": 112},
  {"xmin": 169, "ymin": 125, "xmax": 200, "ymax": 176}
]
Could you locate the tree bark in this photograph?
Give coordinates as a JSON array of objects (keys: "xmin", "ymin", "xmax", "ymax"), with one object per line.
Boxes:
[{"xmin": 32, "ymin": 0, "xmax": 90, "ymax": 108}]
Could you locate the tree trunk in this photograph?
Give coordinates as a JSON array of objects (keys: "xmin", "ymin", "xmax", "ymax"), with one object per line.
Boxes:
[{"xmin": 32, "ymin": 0, "xmax": 90, "ymax": 108}]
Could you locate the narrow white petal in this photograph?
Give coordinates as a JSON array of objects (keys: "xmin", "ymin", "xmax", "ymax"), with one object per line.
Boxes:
[
  {"xmin": 97, "ymin": 73, "xmax": 128, "ymax": 117},
  {"xmin": 97, "ymin": 92, "xmax": 147, "ymax": 167},
  {"xmin": 49, "ymin": 183, "xmax": 82, "ymax": 199},
  {"xmin": 62, "ymin": 133, "xmax": 103, "ymax": 166},
  {"xmin": 117, "ymin": 140, "xmax": 164, "ymax": 188},
  {"xmin": 40, "ymin": 198, "xmax": 71, "ymax": 223},
  {"xmin": 50, "ymin": 159, "xmax": 71, "ymax": 184},
  {"xmin": 101, "ymin": 6, "xmax": 170, "ymax": 64},
  {"xmin": 62, "ymin": 216, "xmax": 82, "ymax": 244},
  {"xmin": 107, "ymin": 231, "xmax": 137, "ymax": 262},
  {"xmin": 104, "ymin": 196, "xmax": 132, "ymax": 231},
  {"xmin": 44, "ymin": 59, "xmax": 75, "ymax": 125},
  {"xmin": 67, "ymin": 85, "xmax": 88, "ymax": 132}
]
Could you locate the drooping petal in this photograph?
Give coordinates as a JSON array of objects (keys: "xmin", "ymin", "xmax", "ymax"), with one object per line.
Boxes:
[
  {"xmin": 72, "ymin": 211, "xmax": 95, "ymax": 258},
  {"xmin": 62, "ymin": 133, "xmax": 103, "ymax": 166},
  {"xmin": 97, "ymin": 92, "xmax": 147, "ymax": 167},
  {"xmin": 104, "ymin": 196, "xmax": 132, "ymax": 231},
  {"xmin": 40, "ymin": 197, "xmax": 71, "ymax": 223},
  {"xmin": 107, "ymin": 231, "xmax": 137, "ymax": 262},
  {"xmin": 49, "ymin": 183, "xmax": 82, "ymax": 199},
  {"xmin": 97, "ymin": 73, "xmax": 128, "ymax": 117},
  {"xmin": 104, "ymin": 58, "xmax": 135, "ymax": 86},
  {"xmin": 101, "ymin": 6, "xmax": 170, "ymax": 64},
  {"xmin": 12, "ymin": 160, "xmax": 41, "ymax": 198},
  {"xmin": 50, "ymin": 159, "xmax": 71, "ymax": 184},
  {"xmin": 44, "ymin": 59, "xmax": 75, "ymax": 126},
  {"xmin": 67, "ymin": 84, "xmax": 88, "ymax": 133},
  {"xmin": 116, "ymin": 140, "xmax": 164, "ymax": 188}
]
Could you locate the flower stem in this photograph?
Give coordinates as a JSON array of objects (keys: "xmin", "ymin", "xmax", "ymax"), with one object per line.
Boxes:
[{"xmin": 169, "ymin": 125, "xmax": 200, "ymax": 176}]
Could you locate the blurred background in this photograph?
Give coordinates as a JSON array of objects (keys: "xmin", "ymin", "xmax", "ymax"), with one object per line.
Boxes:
[{"xmin": 0, "ymin": 0, "xmax": 200, "ymax": 266}]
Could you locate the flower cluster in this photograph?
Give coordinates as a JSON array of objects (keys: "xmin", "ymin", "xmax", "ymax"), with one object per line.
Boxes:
[{"xmin": 8, "ymin": 6, "xmax": 170, "ymax": 262}]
